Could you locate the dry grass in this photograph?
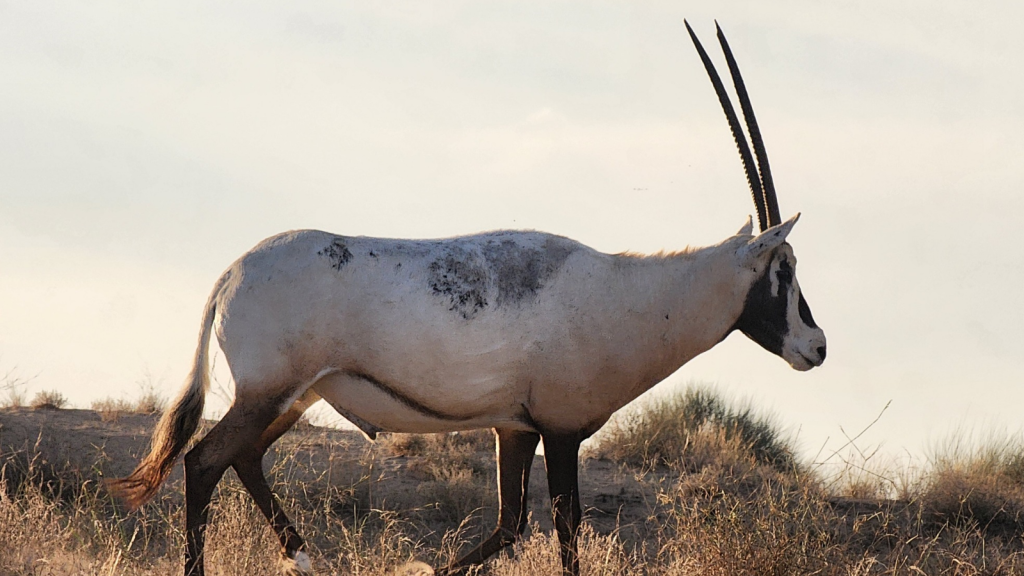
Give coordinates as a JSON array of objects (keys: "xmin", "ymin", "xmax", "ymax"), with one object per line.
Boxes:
[
  {"xmin": 30, "ymin": 389, "xmax": 68, "ymax": 410},
  {"xmin": 378, "ymin": 430, "xmax": 495, "ymax": 524},
  {"xmin": 920, "ymin": 433, "xmax": 1024, "ymax": 541},
  {"xmin": 2, "ymin": 386, "xmax": 26, "ymax": 409},
  {"xmin": 2, "ymin": 390, "xmax": 1024, "ymax": 575},
  {"xmin": 91, "ymin": 397, "xmax": 137, "ymax": 421},
  {"xmin": 92, "ymin": 381, "xmax": 168, "ymax": 422},
  {"xmin": 0, "ymin": 422, "xmax": 455, "ymax": 576},
  {"xmin": 1, "ymin": 367, "xmax": 31, "ymax": 408},
  {"xmin": 91, "ymin": 395, "xmax": 165, "ymax": 422},
  {"xmin": 588, "ymin": 385, "xmax": 796, "ymax": 474}
]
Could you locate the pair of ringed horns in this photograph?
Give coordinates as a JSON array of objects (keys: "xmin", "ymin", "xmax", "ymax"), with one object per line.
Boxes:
[{"xmin": 685, "ymin": 20, "xmax": 781, "ymax": 232}]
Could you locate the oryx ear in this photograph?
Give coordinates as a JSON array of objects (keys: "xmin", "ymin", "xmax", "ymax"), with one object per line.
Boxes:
[
  {"xmin": 736, "ymin": 215, "xmax": 753, "ymax": 236},
  {"xmin": 737, "ymin": 213, "xmax": 800, "ymax": 262}
]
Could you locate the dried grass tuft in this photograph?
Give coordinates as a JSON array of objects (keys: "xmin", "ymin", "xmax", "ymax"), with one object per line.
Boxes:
[
  {"xmin": 589, "ymin": 384, "xmax": 796, "ymax": 474},
  {"xmin": 91, "ymin": 381, "xmax": 168, "ymax": 422},
  {"xmin": 30, "ymin": 389, "xmax": 68, "ymax": 410}
]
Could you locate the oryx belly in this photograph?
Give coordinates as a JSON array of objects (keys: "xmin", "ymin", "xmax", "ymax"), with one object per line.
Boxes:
[{"xmin": 312, "ymin": 370, "xmax": 534, "ymax": 436}]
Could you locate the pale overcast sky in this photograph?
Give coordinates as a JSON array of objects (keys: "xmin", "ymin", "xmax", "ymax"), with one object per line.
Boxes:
[{"xmin": 1, "ymin": 1, "xmax": 1022, "ymax": 463}]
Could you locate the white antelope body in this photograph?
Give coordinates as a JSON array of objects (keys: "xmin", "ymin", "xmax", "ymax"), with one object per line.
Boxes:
[{"xmin": 110, "ymin": 22, "xmax": 826, "ymax": 576}]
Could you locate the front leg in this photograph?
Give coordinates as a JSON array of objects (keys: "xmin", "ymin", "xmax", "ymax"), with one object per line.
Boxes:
[
  {"xmin": 542, "ymin": 433, "xmax": 583, "ymax": 576},
  {"xmin": 440, "ymin": 428, "xmax": 540, "ymax": 575}
]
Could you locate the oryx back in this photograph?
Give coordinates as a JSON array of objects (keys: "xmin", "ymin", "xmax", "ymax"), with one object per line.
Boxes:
[{"xmin": 214, "ymin": 229, "xmax": 593, "ymax": 435}]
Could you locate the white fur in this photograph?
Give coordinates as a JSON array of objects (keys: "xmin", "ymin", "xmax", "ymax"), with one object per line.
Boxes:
[
  {"xmin": 736, "ymin": 213, "xmax": 799, "ymax": 263},
  {"xmin": 278, "ymin": 550, "xmax": 313, "ymax": 575},
  {"xmin": 395, "ymin": 561, "xmax": 435, "ymax": 576},
  {"xmin": 772, "ymin": 244, "xmax": 827, "ymax": 371},
  {"xmin": 207, "ymin": 220, "xmax": 822, "ymax": 437},
  {"xmin": 736, "ymin": 215, "xmax": 753, "ymax": 236}
]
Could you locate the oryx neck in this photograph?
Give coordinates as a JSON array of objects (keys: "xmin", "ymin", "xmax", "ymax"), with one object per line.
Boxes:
[{"xmin": 606, "ymin": 237, "xmax": 750, "ymax": 397}]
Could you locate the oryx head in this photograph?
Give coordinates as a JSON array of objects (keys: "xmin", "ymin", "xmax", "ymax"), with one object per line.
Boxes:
[{"xmin": 687, "ymin": 21, "xmax": 826, "ymax": 371}]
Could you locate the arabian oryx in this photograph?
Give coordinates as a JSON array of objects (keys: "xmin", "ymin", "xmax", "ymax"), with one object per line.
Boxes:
[{"xmin": 109, "ymin": 21, "xmax": 826, "ymax": 576}]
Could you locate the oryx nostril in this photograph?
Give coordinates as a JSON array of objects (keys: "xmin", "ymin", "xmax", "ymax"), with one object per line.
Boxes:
[{"xmin": 816, "ymin": 345, "xmax": 826, "ymax": 361}]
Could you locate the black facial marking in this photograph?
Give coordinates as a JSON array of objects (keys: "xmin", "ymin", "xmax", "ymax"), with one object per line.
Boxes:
[
  {"xmin": 798, "ymin": 293, "xmax": 818, "ymax": 329},
  {"xmin": 776, "ymin": 261, "xmax": 793, "ymax": 283},
  {"xmin": 481, "ymin": 237, "xmax": 575, "ymax": 307},
  {"xmin": 347, "ymin": 370, "xmax": 469, "ymax": 422},
  {"xmin": 428, "ymin": 247, "xmax": 489, "ymax": 319},
  {"xmin": 732, "ymin": 258, "xmax": 793, "ymax": 356},
  {"xmin": 318, "ymin": 238, "xmax": 352, "ymax": 271}
]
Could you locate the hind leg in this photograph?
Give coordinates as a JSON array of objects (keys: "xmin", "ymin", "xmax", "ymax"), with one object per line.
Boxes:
[
  {"xmin": 183, "ymin": 391, "xmax": 297, "ymax": 576},
  {"xmin": 232, "ymin": 389, "xmax": 321, "ymax": 575}
]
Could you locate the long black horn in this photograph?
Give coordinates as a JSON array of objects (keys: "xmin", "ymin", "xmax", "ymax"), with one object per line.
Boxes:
[
  {"xmin": 715, "ymin": 22, "xmax": 781, "ymax": 228},
  {"xmin": 684, "ymin": 19, "xmax": 768, "ymax": 232}
]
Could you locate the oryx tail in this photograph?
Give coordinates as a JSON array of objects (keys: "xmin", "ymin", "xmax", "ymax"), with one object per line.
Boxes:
[{"xmin": 107, "ymin": 274, "xmax": 228, "ymax": 509}]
